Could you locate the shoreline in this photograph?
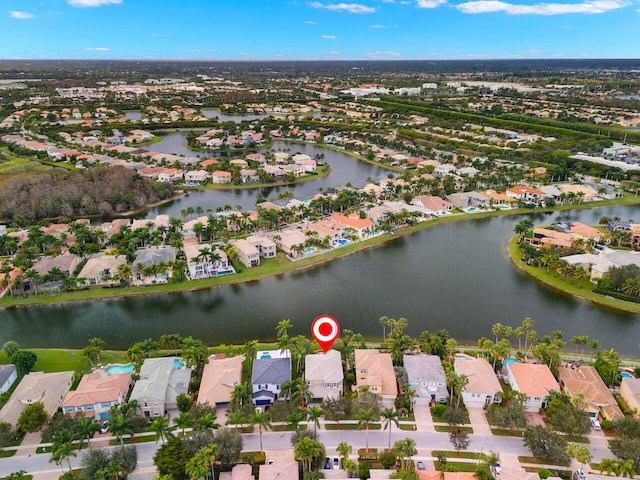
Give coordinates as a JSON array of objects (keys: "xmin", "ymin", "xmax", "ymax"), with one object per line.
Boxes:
[
  {"xmin": 3, "ymin": 195, "xmax": 640, "ymax": 309},
  {"xmin": 507, "ymin": 235, "xmax": 640, "ymax": 314}
]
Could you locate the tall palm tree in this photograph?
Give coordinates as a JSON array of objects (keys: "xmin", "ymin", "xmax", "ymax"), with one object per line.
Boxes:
[
  {"xmin": 173, "ymin": 412, "xmax": 194, "ymax": 437},
  {"xmin": 50, "ymin": 442, "xmax": 76, "ymax": 473},
  {"xmin": 226, "ymin": 410, "xmax": 245, "ymax": 430},
  {"xmin": 381, "ymin": 408, "xmax": 399, "ymax": 449},
  {"xmin": 74, "ymin": 417, "xmax": 99, "ymax": 450},
  {"xmin": 151, "ymin": 417, "xmax": 173, "ymax": 444},
  {"xmin": 108, "ymin": 413, "xmax": 134, "ymax": 449},
  {"xmin": 249, "ymin": 409, "xmax": 271, "ymax": 453},
  {"xmin": 307, "ymin": 406, "xmax": 323, "ymax": 434},
  {"xmin": 357, "ymin": 408, "xmax": 379, "ymax": 451}
]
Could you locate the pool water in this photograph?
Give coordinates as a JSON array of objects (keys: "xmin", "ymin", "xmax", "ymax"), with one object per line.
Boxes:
[
  {"xmin": 620, "ymin": 372, "xmax": 634, "ymax": 379},
  {"xmin": 503, "ymin": 358, "xmax": 520, "ymax": 368},
  {"xmin": 304, "ymin": 247, "xmax": 315, "ymax": 255},
  {"xmin": 107, "ymin": 363, "xmax": 135, "ymax": 375},
  {"xmin": 335, "ymin": 239, "xmax": 348, "ymax": 246},
  {"xmin": 174, "ymin": 358, "xmax": 185, "ymax": 369}
]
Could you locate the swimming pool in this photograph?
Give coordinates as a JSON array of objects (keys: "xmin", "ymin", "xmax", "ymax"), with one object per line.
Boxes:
[
  {"xmin": 503, "ymin": 358, "xmax": 520, "ymax": 368},
  {"xmin": 304, "ymin": 247, "xmax": 315, "ymax": 255},
  {"xmin": 335, "ymin": 239, "xmax": 348, "ymax": 246},
  {"xmin": 107, "ymin": 363, "xmax": 134, "ymax": 375},
  {"xmin": 174, "ymin": 358, "xmax": 185, "ymax": 369},
  {"xmin": 620, "ymin": 371, "xmax": 634, "ymax": 379}
]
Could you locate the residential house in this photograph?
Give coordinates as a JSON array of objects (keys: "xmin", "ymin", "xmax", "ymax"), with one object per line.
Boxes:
[
  {"xmin": 230, "ymin": 159, "xmax": 248, "ymax": 168},
  {"xmin": 607, "ymin": 220, "xmax": 631, "ymax": 233},
  {"xmin": 446, "ymin": 192, "xmax": 490, "ymax": 209},
  {"xmin": 434, "ymin": 164, "xmax": 457, "ymax": 178},
  {"xmin": 0, "ymin": 371, "xmax": 74, "ymax": 426},
  {"xmin": 305, "ymin": 350, "xmax": 344, "ymax": 402},
  {"xmin": 243, "ymin": 236, "xmax": 277, "ymax": 259},
  {"xmin": 232, "ymin": 239, "xmax": 261, "ymax": 268},
  {"xmin": 354, "ymin": 349, "xmax": 397, "ymax": 404},
  {"xmin": 453, "ymin": 354, "xmax": 502, "ymax": 408},
  {"xmin": 558, "ymin": 366, "xmax": 623, "ymax": 421},
  {"xmin": 220, "ymin": 464, "xmax": 254, "ymax": 480},
  {"xmin": 299, "ymin": 160, "xmax": 317, "ymax": 172},
  {"xmin": 252, "ymin": 354, "xmax": 291, "ymax": 406},
  {"xmin": 530, "ymin": 228, "xmax": 574, "ymax": 249},
  {"xmin": 212, "ymin": 171, "xmax": 233, "ymax": 184},
  {"xmin": 506, "ymin": 186, "xmax": 547, "ymax": 204},
  {"xmin": 246, "ymin": 153, "xmax": 266, "ymax": 165},
  {"xmin": 132, "ymin": 246, "xmax": 177, "ymax": 284},
  {"xmin": 0, "ymin": 365, "xmax": 17, "ymax": 395},
  {"xmin": 275, "ymin": 229, "xmax": 307, "ymax": 257},
  {"xmin": 282, "ymin": 164, "xmax": 305, "ymax": 177},
  {"xmin": 412, "ymin": 196, "xmax": 454, "ymax": 216},
  {"xmin": 32, "ymin": 254, "xmax": 81, "ymax": 277},
  {"xmin": 403, "ymin": 354, "xmax": 448, "ymax": 405},
  {"xmin": 197, "ymin": 355, "xmax": 244, "ymax": 407},
  {"xmin": 263, "ymin": 165, "xmax": 286, "ymax": 180},
  {"xmin": 620, "ymin": 377, "xmax": 640, "ymax": 418},
  {"xmin": 77, "ymin": 255, "xmax": 127, "ymax": 286},
  {"xmin": 259, "ymin": 462, "xmax": 299, "ymax": 480},
  {"xmin": 332, "ymin": 214, "xmax": 375, "ymax": 239},
  {"xmin": 157, "ymin": 168, "xmax": 183, "ymax": 183},
  {"xmin": 506, "ymin": 363, "xmax": 559, "ymax": 412},
  {"xmin": 568, "ymin": 222, "xmax": 602, "ymax": 243},
  {"xmin": 183, "ymin": 243, "xmax": 232, "ymax": 279},
  {"xmin": 240, "ymin": 169, "xmax": 259, "ymax": 183},
  {"xmin": 129, "ymin": 357, "xmax": 191, "ymax": 418},
  {"xmin": 61, "ymin": 371, "xmax": 131, "ymax": 420},
  {"xmin": 184, "ymin": 170, "xmax": 209, "ymax": 186}
]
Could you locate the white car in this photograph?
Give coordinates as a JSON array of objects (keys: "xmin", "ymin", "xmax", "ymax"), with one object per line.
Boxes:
[
  {"xmin": 575, "ymin": 469, "xmax": 586, "ymax": 480},
  {"xmin": 590, "ymin": 417, "xmax": 601, "ymax": 431}
]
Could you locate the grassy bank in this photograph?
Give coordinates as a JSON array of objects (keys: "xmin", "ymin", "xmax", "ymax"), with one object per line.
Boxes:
[
  {"xmin": 2, "ymin": 194, "xmax": 640, "ymax": 309},
  {"xmin": 508, "ymin": 235, "xmax": 640, "ymax": 314}
]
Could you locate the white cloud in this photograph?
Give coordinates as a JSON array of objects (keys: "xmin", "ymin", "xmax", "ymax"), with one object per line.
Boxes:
[
  {"xmin": 416, "ymin": 0, "xmax": 447, "ymax": 7},
  {"xmin": 456, "ymin": 0, "xmax": 628, "ymax": 14},
  {"xmin": 309, "ymin": 2, "xmax": 376, "ymax": 13},
  {"xmin": 83, "ymin": 47, "xmax": 110, "ymax": 51},
  {"xmin": 67, "ymin": 0, "xmax": 122, "ymax": 7},
  {"xmin": 527, "ymin": 48, "xmax": 541, "ymax": 53},
  {"xmin": 322, "ymin": 34, "xmax": 338, "ymax": 38},
  {"xmin": 370, "ymin": 23, "xmax": 397, "ymax": 27},
  {"xmin": 304, "ymin": 20, "xmax": 317, "ymax": 23},
  {"xmin": 9, "ymin": 11, "xmax": 35, "ymax": 19},
  {"xmin": 367, "ymin": 50, "xmax": 402, "ymax": 58}
]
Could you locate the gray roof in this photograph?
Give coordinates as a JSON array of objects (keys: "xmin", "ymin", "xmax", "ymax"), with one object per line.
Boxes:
[
  {"xmin": 0, "ymin": 365, "xmax": 16, "ymax": 387},
  {"xmin": 133, "ymin": 246, "xmax": 177, "ymax": 267},
  {"xmin": 252, "ymin": 358, "xmax": 291, "ymax": 385},
  {"xmin": 403, "ymin": 354, "xmax": 446, "ymax": 383},
  {"xmin": 130, "ymin": 357, "xmax": 191, "ymax": 405}
]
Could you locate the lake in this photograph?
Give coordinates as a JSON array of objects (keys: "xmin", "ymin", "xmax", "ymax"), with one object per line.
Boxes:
[{"xmin": 1, "ymin": 205, "xmax": 638, "ymax": 354}]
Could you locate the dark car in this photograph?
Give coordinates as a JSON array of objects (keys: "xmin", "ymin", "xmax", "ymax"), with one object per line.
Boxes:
[
  {"xmin": 416, "ymin": 461, "xmax": 426, "ymax": 470},
  {"xmin": 324, "ymin": 458, "xmax": 331, "ymax": 470}
]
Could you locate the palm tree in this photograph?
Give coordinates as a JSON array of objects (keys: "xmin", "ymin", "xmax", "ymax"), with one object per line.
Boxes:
[
  {"xmin": 381, "ymin": 407, "xmax": 399, "ymax": 449},
  {"xmin": 74, "ymin": 417, "xmax": 99, "ymax": 450},
  {"xmin": 615, "ymin": 459, "xmax": 636, "ymax": 478},
  {"xmin": 151, "ymin": 417, "xmax": 173, "ymax": 444},
  {"xmin": 337, "ymin": 441, "xmax": 352, "ymax": 467},
  {"xmin": 108, "ymin": 413, "xmax": 134, "ymax": 449},
  {"xmin": 249, "ymin": 409, "xmax": 271, "ymax": 453},
  {"xmin": 307, "ymin": 405, "xmax": 323, "ymax": 434},
  {"xmin": 598, "ymin": 457, "xmax": 617, "ymax": 476},
  {"xmin": 276, "ymin": 319, "xmax": 293, "ymax": 339},
  {"xmin": 173, "ymin": 412, "xmax": 194, "ymax": 437},
  {"xmin": 226, "ymin": 410, "xmax": 245, "ymax": 430},
  {"xmin": 286, "ymin": 411, "xmax": 306, "ymax": 431},
  {"xmin": 357, "ymin": 408, "xmax": 379, "ymax": 452},
  {"xmin": 50, "ymin": 442, "xmax": 76, "ymax": 473},
  {"xmin": 24, "ymin": 268, "xmax": 40, "ymax": 295},
  {"xmin": 0, "ymin": 263, "xmax": 14, "ymax": 297},
  {"xmin": 197, "ymin": 412, "xmax": 219, "ymax": 432}
]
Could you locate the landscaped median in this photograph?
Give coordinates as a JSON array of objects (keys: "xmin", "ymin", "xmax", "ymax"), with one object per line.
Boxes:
[{"xmin": 508, "ymin": 235, "xmax": 640, "ymax": 313}]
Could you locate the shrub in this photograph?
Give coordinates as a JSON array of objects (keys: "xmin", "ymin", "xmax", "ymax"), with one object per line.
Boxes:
[
  {"xmin": 380, "ymin": 451, "xmax": 397, "ymax": 469},
  {"xmin": 358, "ymin": 461, "xmax": 370, "ymax": 480},
  {"xmin": 431, "ymin": 404, "xmax": 447, "ymax": 417},
  {"xmin": 538, "ymin": 468, "xmax": 553, "ymax": 479}
]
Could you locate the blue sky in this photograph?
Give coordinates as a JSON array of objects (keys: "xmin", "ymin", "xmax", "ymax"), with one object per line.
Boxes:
[{"xmin": 3, "ymin": 0, "xmax": 638, "ymax": 60}]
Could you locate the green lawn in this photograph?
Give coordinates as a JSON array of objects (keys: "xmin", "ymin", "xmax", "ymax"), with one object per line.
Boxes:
[
  {"xmin": 432, "ymin": 450, "xmax": 487, "ymax": 460},
  {"xmin": 324, "ymin": 423, "xmax": 382, "ymax": 430},
  {"xmin": 434, "ymin": 425, "xmax": 473, "ymax": 434},
  {"xmin": 0, "ymin": 348, "xmax": 126, "ymax": 374}
]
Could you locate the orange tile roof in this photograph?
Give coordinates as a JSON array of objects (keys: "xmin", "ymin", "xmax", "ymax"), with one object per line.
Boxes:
[{"xmin": 509, "ymin": 363, "xmax": 559, "ymax": 397}]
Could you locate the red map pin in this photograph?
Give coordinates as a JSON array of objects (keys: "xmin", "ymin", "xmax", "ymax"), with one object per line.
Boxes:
[{"xmin": 312, "ymin": 315, "xmax": 340, "ymax": 353}]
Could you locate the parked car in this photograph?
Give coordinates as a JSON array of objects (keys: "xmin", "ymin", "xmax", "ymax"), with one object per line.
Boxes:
[
  {"xmin": 333, "ymin": 458, "xmax": 340, "ymax": 469},
  {"xmin": 100, "ymin": 421, "xmax": 109, "ymax": 434},
  {"xmin": 575, "ymin": 469, "xmax": 586, "ymax": 480},
  {"xmin": 324, "ymin": 458, "xmax": 331, "ymax": 470},
  {"xmin": 590, "ymin": 417, "xmax": 601, "ymax": 430},
  {"xmin": 493, "ymin": 463, "xmax": 501, "ymax": 475},
  {"xmin": 416, "ymin": 461, "xmax": 426, "ymax": 470}
]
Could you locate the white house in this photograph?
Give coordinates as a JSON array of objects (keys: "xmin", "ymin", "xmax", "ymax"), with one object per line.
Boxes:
[{"xmin": 305, "ymin": 350, "xmax": 344, "ymax": 402}]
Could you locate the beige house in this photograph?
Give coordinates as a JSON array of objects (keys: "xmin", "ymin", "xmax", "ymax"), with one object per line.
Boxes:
[
  {"xmin": 184, "ymin": 170, "xmax": 209, "ymax": 185},
  {"xmin": 197, "ymin": 355, "xmax": 243, "ymax": 407},
  {"xmin": 212, "ymin": 171, "xmax": 232, "ymax": 184},
  {"xmin": 259, "ymin": 462, "xmax": 299, "ymax": 480},
  {"xmin": 77, "ymin": 255, "xmax": 127, "ymax": 286},
  {"xmin": 620, "ymin": 377, "xmax": 640, "ymax": 418},
  {"xmin": 453, "ymin": 354, "xmax": 502, "ymax": 408},
  {"xmin": 506, "ymin": 363, "xmax": 559, "ymax": 412},
  {"xmin": 354, "ymin": 349, "xmax": 397, "ymax": 404},
  {"xmin": 0, "ymin": 371, "xmax": 74, "ymax": 426},
  {"xmin": 233, "ymin": 239, "xmax": 261, "ymax": 267},
  {"xmin": 220, "ymin": 464, "xmax": 254, "ymax": 480},
  {"xmin": 282, "ymin": 164, "xmax": 305, "ymax": 177},
  {"xmin": 558, "ymin": 366, "xmax": 623, "ymax": 421},
  {"xmin": 305, "ymin": 349, "xmax": 344, "ymax": 401}
]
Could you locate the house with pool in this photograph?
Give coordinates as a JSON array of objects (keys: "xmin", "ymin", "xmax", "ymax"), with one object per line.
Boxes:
[
  {"xmin": 354, "ymin": 349, "xmax": 397, "ymax": 405},
  {"xmin": 403, "ymin": 354, "xmax": 448, "ymax": 405},
  {"xmin": 61, "ymin": 371, "xmax": 132, "ymax": 420},
  {"xmin": 129, "ymin": 357, "xmax": 191, "ymax": 418},
  {"xmin": 620, "ymin": 377, "xmax": 640, "ymax": 418},
  {"xmin": 506, "ymin": 362, "xmax": 559, "ymax": 412},
  {"xmin": 558, "ymin": 365, "xmax": 623, "ymax": 422},
  {"xmin": 197, "ymin": 354, "xmax": 244, "ymax": 407},
  {"xmin": 252, "ymin": 350, "xmax": 291, "ymax": 406},
  {"xmin": 453, "ymin": 354, "xmax": 502, "ymax": 408}
]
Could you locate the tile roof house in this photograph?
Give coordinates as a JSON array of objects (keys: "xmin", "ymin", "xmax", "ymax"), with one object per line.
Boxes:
[
  {"xmin": 32, "ymin": 254, "xmax": 81, "ymax": 277},
  {"xmin": 558, "ymin": 366, "xmax": 623, "ymax": 421},
  {"xmin": 506, "ymin": 363, "xmax": 559, "ymax": 412},
  {"xmin": 354, "ymin": 349, "xmax": 397, "ymax": 404},
  {"xmin": 77, "ymin": 255, "xmax": 128, "ymax": 286},
  {"xmin": 305, "ymin": 350, "xmax": 344, "ymax": 401},
  {"xmin": 220, "ymin": 464, "xmax": 254, "ymax": 480},
  {"xmin": 197, "ymin": 355, "xmax": 244, "ymax": 407},
  {"xmin": 331, "ymin": 214, "xmax": 375, "ymax": 239},
  {"xmin": 0, "ymin": 365, "xmax": 17, "ymax": 395},
  {"xmin": 453, "ymin": 354, "xmax": 502, "ymax": 408},
  {"xmin": 61, "ymin": 371, "xmax": 131, "ymax": 420},
  {"xmin": 403, "ymin": 354, "xmax": 448, "ymax": 405},
  {"xmin": 0, "ymin": 371, "xmax": 74, "ymax": 426},
  {"xmin": 412, "ymin": 196, "xmax": 454, "ymax": 216},
  {"xmin": 129, "ymin": 357, "xmax": 192, "ymax": 418},
  {"xmin": 619, "ymin": 377, "xmax": 640, "ymax": 419},
  {"xmin": 259, "ymin": 462, "xmax": 299, "ymax": 480}
]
